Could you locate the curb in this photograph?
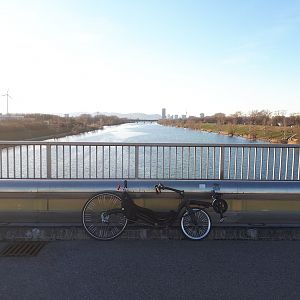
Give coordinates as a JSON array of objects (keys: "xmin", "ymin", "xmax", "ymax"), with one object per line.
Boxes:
[{"xmin": 1, "ymin": 224, "xmax": 300, "ymax": 241}]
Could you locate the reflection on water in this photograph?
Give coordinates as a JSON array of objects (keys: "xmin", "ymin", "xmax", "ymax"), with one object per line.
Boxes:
[{"xmin": 53, "ymin": 122, "xmax": 262, "ymax": 144}]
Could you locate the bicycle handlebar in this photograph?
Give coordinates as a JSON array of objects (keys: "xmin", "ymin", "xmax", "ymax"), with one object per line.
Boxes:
[{"xmin": 155, "ymin": 183, "xmax": 165, "ymax": 193}]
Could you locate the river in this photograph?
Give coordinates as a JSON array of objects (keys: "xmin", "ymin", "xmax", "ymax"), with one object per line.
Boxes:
[{"xmin": 54, "ymin": 122, "xmax": 262, "ymax": 144}]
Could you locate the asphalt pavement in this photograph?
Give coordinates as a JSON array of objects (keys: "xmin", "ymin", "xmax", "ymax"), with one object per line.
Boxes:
[{"xmin": 0, "ymin": 240, "xmax": 299, "ymax": 300}]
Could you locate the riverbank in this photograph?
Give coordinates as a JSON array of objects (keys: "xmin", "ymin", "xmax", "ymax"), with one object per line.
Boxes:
[
  {"xmin": 0, "ymin": 114, "xmax": 129, "ymax": 141},
  {"xmin": 158, "ymin": 120, "xmax": 300, "ymax": 144}
]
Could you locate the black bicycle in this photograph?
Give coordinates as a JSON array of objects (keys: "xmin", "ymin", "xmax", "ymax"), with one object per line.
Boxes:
[{"xmin": 82, "ymin": 181, "xmax": 228, "ymax": 241}]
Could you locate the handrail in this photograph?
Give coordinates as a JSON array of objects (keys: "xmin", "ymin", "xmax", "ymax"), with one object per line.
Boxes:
[
  {"xmin": 0, "ymin": 142, "xmax": 299, "ymax": 181},
  {"xmin": 0, "ymin": 141, "xmax": 299, "ymax": 148}
]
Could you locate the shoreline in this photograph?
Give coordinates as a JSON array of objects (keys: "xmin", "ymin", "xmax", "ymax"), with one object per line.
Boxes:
[
  {"xmin": 0, "ymin": 118, "xmax": 131, "ymax": 141},
  {"xmin": 26, "ymin": 128, "xmax": 102, "ymax": 141},
  {"xmin": 199, "ymin": 128, "xmax": 275, "ymax": 144},
  {"xmin": 0, "ymin": 114, "xmax": 130, "ymax": 141},
  {"xmin": 158, "ymin": 121, "xmax": 299, "ymax": 145},
  {"xmin": 198, "ymin": 128, "xmax": 299, "ymax": 144},
  {"xmin": 0, "ymin": 127, "xmax": 102, "ymax": 142}
]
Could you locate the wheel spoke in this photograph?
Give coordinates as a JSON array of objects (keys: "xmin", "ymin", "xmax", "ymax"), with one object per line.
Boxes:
[
  {"xmin": 82, "ymin": 193, "xmax": 127, "ymax": 240},
  {"xmin": 181, "ymin": 209, "xmax": 211, "ymax": 240}
]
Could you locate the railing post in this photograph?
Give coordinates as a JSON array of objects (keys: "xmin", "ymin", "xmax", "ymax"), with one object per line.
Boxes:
[
  {"xmin": 135, "ymin": 145, "xmax": 139, "ymax": 179},
  {"xmin": 219, "ymin": 147, "xmax": 224, "ymax": 179},
  {"xmin": 46, "ymin": 144, "xmax": 52, "ymax": 179}
]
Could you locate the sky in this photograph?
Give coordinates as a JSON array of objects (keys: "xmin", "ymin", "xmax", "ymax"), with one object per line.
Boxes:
[{"xmin": 0, "ymin": 0, "xmax": 299, "ymax": 117}]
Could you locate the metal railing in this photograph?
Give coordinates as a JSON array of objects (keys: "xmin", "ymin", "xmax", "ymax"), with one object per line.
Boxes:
[{"xmin": 0, "ymin": 141, "xmax": 299, "ymax": 180}]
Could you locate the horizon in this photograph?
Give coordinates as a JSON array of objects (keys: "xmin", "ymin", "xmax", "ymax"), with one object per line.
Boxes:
[
  {"xmin": 2, "ymin": 109, "xmax": 300, "ymax": 119},
  {"xmin": 0, "ymin": 0, "xmax": 299, "ymax": 116}
]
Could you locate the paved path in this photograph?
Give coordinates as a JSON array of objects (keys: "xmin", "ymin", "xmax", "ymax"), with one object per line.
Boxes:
[{"xmin": 0, "ymin": 240, "xmax": 299, "ymax": 300}]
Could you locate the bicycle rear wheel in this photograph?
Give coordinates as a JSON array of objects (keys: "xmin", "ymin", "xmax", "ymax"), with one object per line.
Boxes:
[
  {"xmin": 180, "ymin": 208, "xmax": 211, "ymax": 240},
  {"xmin": 82, "ymin": 192, "xmax": 127, "ymax": 240}
]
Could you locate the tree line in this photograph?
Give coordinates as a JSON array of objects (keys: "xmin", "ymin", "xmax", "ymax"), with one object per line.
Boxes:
[
  {"xmin": 0, "ymin": 113, "xmax": 129, "ymax": 140},
  {"xmin": 159, "ymin": 110, "xmax": 300, "ymax": 142},
  {"xmin": 188, "ymin": 111, "xmax": 300, "ymax": 127}
]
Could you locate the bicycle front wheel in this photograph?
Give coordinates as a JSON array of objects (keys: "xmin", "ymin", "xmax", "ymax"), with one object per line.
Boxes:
[
  {"xmin": 180, "ymin": 208, "xmax": 211, "ymax": 240},
  {"xmin": 82, "ymin": 192, "xmax": 127, "ymax": 240}
]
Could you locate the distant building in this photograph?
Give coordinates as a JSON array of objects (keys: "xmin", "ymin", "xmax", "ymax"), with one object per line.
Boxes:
[
  {"xmin": 162, "ymin": 108, "xmax": 166, "ymax": 119},
  {"xmin": 174, "ymin": 115, "xmax": 178, "ymax": 119},
  {"xmin": 181, "ymin": 115, "xmax": 186, "ymax": 119},
  {"xmin": 200, "ymin": 113, "xmax": 205, "ymax": 118}
]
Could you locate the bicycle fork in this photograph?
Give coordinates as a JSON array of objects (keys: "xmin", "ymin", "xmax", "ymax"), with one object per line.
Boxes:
[{"xmin": 186, "ymin": 207, "xmax": 198, "ymax": 225}]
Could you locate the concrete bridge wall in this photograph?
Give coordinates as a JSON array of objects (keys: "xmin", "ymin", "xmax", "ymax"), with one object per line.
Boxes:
[{"xmin": 0, "ymin": 179, "xmax": 299, "ymax": 225}]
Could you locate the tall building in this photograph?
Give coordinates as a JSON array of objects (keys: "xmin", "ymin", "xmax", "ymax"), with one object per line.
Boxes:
[{"xmin": 162, "ymin": 108, "xmax": 166, "ymax": 119}]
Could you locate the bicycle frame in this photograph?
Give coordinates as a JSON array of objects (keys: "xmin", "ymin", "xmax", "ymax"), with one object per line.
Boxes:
[{"xmin": 117, "ymin": 182, "xmax": 213, "ymax": 227}]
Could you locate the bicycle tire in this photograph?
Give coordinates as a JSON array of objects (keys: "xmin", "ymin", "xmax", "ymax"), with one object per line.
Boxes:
[
  {"xmin": 180, "ymin": 208, "xmax": 211, "ymax": 240},
  {"xmin": 82, "ymin": 192, "xmax": 127, "ymax": 240}
]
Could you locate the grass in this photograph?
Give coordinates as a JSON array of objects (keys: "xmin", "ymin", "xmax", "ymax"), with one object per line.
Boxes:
[{"xmin": 159, "ymin": 120, "xmax": 300, "ymax": 143}]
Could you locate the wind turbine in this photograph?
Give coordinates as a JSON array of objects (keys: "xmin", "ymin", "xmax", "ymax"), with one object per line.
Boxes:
[{"xmin": 2, "ymin": 90, "xmax": 12, "ymax": 115}]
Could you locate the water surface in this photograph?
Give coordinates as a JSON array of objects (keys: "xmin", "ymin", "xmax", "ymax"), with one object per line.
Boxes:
[{"xmin": 55, "ymin": 122, "xmax": 261, "ymax": 144}]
